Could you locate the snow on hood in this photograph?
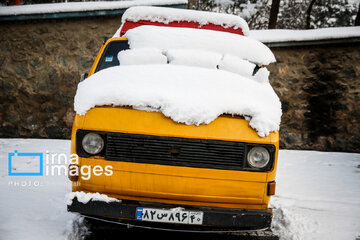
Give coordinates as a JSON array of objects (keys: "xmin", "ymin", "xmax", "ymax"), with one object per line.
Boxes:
[
  {"xmin": 74, "ymin": 65, "xmax": 282, "ymax": 137},
  {"xmin": 118, "ymin": 48, "xmax": 168, "ymax": 65},
  {"xmin": 121, "ymin": 6, "xmax": 250, "ymax": 36},
  {"xmin": 124, "ymin": 25, "xmax": 276, "ymax": 66}
]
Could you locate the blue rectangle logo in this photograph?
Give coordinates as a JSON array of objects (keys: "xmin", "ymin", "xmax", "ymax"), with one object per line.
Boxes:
[
  {"xmin": 8, "ymin": 150, "xmax": 43, "ymax": 176},
  {"xmin": 136, "ymin": 208, "xmax": 143, "ymax": 221}
]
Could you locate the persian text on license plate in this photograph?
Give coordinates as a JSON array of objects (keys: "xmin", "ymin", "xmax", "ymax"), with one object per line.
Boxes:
[{"xmin": 136, "ymin": 207, "xmax": 203, "ymax": 225}]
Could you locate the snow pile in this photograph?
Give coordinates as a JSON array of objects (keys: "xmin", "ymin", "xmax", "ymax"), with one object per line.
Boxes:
[
  {"xmin": 121, "ymin": 6, "xmax": 250, "ymax": 36},
  {"xmin": 166, "ymin": 49, "xmax": 222, "ymax": 69},
  {"xmin": 118, "ymin": 48, "xmax": 258, "ymax": 74},
  {"xmin": 74, "ymin": 64, "xmax": 281, "ymax": 137},
  {"xmin": 66, "ymin": 191, "xmax": 120, "ymax": 205},
  {"xmin": 115, "ymin": 47, "xmax": 271, "ymax": 84},
  {"xmin": 218, "ymin": 54, "xmax": 256, "ymax": 79},
  {"xmin": 0, "ymin": 0, "xmax": 188, "ymax": 16},
  {"xmin": 253, "ymin": 68, "xmax": 270, "ymax": 84},
  {"xmin": 124, "ymin": 25, "xmax": 276, "ymax": 65},
  {"xmin": 250, "ymin": 26, "xmax": 360, "ymax": 43},
  {"xmin": 116, "ymin": 48, "xmax": 269, "ymax": 84},
  {"xmin": 118, "ymin": 48, "xmax": 167, "ymax": 65}
]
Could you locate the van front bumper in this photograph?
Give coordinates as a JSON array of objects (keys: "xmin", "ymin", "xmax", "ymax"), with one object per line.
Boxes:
[{"xmin": 67, "ymin": 197, "xmax": 272, "ymax": 231}]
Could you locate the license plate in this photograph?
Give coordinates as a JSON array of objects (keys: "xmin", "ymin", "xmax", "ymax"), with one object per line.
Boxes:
[{"xmin": 136, "ymin": 207, "xmax": 203, "ymax": 225}]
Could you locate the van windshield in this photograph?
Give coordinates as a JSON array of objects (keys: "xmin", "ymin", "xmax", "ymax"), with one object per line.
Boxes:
[{"xmin": 95, "ymin": 40, "xmax": 130, "ymax": 73}]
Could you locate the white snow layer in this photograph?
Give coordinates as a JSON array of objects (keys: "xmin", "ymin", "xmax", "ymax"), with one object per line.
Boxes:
[
  {"xmin": 124, "ymin": 25, "xmax": 276, "ymax": 65},
  {"xmin": 218, "ymin": 54, "xmax": 256, "ymax": 79},
  {"xmin": 66, "ymin": 191, "xmax": 120, "ymax": 205},
  {"xmin": 74, "ymin": 64, "xmax": 281, "ymax": 137},
  {"xmin": 166, "ymin": 49, "xmax": 222, "ymax": 69},
  {"xmin": 117, "ymin": 48, "xmax": 263, "ymax": 81},
  {"xmin": 118, "ymin": 48, "xmax": 167, "ymax": 65},
  {"xmin": 121, "ymin": 6, "xmax": 250, "ymax": 36},
  {"xmin": 271, "ymin": 150, "xmax": 360, "ymax": 240},
  {"xmin": 250, "ymin": 26, "xmax": 360, "ymax": 43},
  {"xmin": 0, "ymin": 0, "xmax": 188, "ymax": 16}
]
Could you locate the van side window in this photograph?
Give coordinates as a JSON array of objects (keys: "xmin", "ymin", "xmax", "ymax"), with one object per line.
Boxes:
[{"xmin": 95, "ymin": 40, "xmax": 130, "ymax": 73}]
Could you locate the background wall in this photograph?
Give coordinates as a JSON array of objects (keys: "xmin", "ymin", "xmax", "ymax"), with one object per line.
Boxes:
[
  {"xmin": 1, "ymin": 17, "xmax": 359, "ymax": 152},
  {"xmin": 0, "ymin": 17, "xmax": 121, "ymax": 138},
  {"xmin": 270, "ymin": 44, "xmax": 360, "ymax": 152}
]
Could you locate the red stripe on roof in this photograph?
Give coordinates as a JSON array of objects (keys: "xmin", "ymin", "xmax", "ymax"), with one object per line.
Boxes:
[{"xmin": 120, "ymin": 20, "xmax": 245, "ymax": 37}]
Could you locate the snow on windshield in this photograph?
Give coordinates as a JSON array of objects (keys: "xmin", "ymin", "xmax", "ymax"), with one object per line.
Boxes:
[
  {"xmin": 218, "ymin": 54, "xmax": 256, "ymax": 79},
  {"xmin": 121, "ymin": 6, "xmax": 250, "ymax": 36},
  {"xmin": 124, "ymin": 25, "xmax": 276, "ymax": 66},
  {"xmin": 116, "ymin": 48, "xmax": 267, "ymax": 83},
  {"xmin": 118, "ymin": 48, "xmax": 167, "ymax": 65},
  {"xmin": 167, "ymin": 49, "xmax": 222, "ymax": 69},
  {"xmin": 74, "ymin": 65, "xmax": 282, "ymax": 137}
]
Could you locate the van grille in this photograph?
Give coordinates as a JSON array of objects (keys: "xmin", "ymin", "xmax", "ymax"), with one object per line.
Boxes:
[{"xmin": 105, "ymin": 132, "xmax": 245, "ymax": 171}]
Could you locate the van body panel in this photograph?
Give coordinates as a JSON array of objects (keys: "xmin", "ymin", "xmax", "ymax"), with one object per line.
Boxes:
[{"xmin": 71, "ymin": 107, "xmax": 278, "ymax": 210}]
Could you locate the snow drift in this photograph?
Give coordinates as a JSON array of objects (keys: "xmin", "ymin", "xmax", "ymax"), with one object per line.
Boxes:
[
  {"xmin": 74, "ymin": 64, "xmax": 282, "ymax": 137},
  {"xmin": 218, "ymin": 54, "xmax": 256, "ymax": 79},
  {"xmin": 118, "ymin": 48, "xmax": 167, "ymax": 65},
  {"xmin": 166, "ymin": 49, "xmax": 223, "ymax": 69},
  {"xmin": 124, "ymin": 25, "xmax": 276, "ymax": 65}
]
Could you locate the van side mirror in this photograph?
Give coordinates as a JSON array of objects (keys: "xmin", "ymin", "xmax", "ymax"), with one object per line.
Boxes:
[{"xmin": 80, "ymin": 73, "xmax": 88, "ymax": 82}]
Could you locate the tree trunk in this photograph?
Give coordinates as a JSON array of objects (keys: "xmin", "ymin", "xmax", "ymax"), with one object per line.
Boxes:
[
  {"xmin": 306, "ymin": 0, "xmax": 317, "ymax": 29},
  {"xmin": 268, "ymin": 0, "xmax": 281, "ymax": 29},
  {"xmin": 232, "ymin": 0, "xmax": 237, "ymax": 14},
  {"xmin": 355, "ymin": 2, "xmax": 360, "ymax": 26}
]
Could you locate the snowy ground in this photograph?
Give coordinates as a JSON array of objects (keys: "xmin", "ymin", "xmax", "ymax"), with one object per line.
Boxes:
[{"xmin": 0, "ymin": 139, "xmax": 359, "ymax": 240}]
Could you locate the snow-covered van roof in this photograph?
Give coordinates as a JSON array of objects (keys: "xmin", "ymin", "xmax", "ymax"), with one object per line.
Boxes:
[{"xmin": 115, "ymin": 6, "xmax": 250, "ymax": 37}]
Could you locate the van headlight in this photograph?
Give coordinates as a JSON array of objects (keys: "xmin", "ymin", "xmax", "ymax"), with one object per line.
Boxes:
[
  {"xmin": 82, "ymin": 133, "xmax": 104, "ymax": 155},
  {"xmin": 247, "ymin": 147, "xmax": 270, "ymax": 169}
]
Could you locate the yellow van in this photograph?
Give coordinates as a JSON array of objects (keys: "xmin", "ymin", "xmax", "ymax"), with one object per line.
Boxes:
[{"xmin": 67, "ymin": 7, "xmax": 279, "ymax": 232}]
